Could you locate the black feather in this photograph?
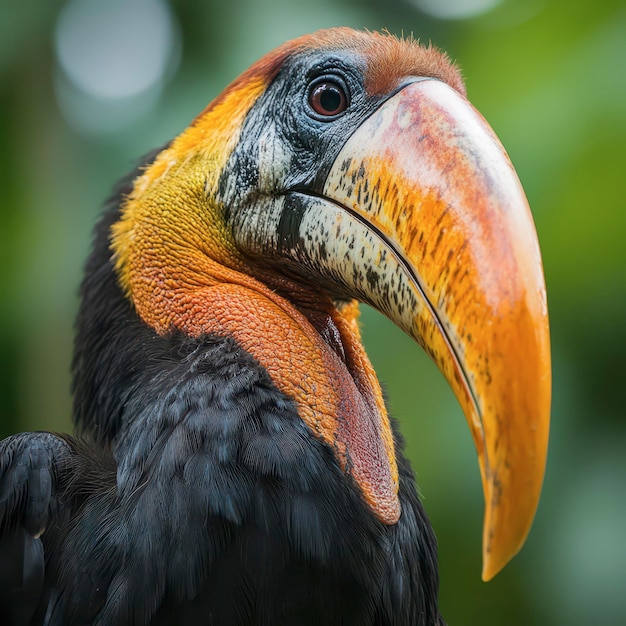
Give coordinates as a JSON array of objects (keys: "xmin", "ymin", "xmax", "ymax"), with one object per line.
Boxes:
[{"xmin": 0, "ymin": 148, "xmax": 444, "ymax": 624}]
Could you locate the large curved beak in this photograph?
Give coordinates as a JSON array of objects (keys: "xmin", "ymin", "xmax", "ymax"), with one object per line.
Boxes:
[{"xmin": 322, "ymin": 79, "xmax": 551, "ymax": 580}]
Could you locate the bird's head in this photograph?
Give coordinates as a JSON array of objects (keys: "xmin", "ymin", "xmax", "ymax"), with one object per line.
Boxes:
[{"xmin": 110, "ymin": 28, "xmax": 550, "ymax": 581}]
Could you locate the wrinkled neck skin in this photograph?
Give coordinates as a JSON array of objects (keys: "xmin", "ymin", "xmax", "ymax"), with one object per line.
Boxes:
[{"xmin": 110, "ymin": 145, "xmax": 400, "ymax": 522}]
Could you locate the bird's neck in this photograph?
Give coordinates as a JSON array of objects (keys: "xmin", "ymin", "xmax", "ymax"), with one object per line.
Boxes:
[{"xmin": 107, "ymin": 149, "xmax": 400, "ymax": 522}]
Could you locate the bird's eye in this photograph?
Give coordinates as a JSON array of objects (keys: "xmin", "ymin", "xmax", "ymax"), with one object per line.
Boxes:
[{"xmin": 308, "ymin": 80, "xmax": 348, "ymax": 118}]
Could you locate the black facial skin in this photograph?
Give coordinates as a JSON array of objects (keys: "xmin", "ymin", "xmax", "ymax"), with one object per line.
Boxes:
[
  {"xmin": 217, "ymin": 49, "xmax": 434, "ymax": 299},
  {"xmin": 219, "ymin": 51, "xmax": 387, "ymax": 209}
]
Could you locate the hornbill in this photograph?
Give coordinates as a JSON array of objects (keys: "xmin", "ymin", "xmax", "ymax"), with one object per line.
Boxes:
[{"xmin": 0, "ymin": 28, "xmax": 550, "ymax": 625}]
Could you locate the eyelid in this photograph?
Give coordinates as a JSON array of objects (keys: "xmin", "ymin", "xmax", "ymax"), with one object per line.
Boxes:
[{"xmin": 305, "ymin": 73, "xmax": 351, "ymax": 121}]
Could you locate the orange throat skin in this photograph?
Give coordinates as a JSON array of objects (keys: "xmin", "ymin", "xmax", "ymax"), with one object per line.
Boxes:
[
  {"xmin": 111, "ymin": 109, "xmax": 400, "ymax": 523},
  {"xmin": 122, "ymin": 232, "xmax": 399, "ymax": 524}
]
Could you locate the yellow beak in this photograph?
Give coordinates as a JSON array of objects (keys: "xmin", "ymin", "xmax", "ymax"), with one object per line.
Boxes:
[{"xmin": 322, "ymin": 79, "xmax": 551, "ymax": 580}]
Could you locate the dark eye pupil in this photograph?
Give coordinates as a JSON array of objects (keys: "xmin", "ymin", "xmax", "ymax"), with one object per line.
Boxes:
[
  {"xmin": 319, "ymin": 87, "xmax": 341, "ymax": 112},
  {"xmin": 309, "ymin": 81, "xmax": 347, "ymax": 117}
]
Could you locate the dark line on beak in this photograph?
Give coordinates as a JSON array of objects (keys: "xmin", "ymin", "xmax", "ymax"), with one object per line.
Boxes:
[{"xmin": 284, "ymin": 188, "xmax": 487, "ymax": 475}]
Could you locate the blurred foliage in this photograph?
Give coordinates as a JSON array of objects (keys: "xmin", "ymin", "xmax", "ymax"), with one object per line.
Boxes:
[{"xmin": 0, "ymin": 0, "xmax": 624, "ymax": 623}]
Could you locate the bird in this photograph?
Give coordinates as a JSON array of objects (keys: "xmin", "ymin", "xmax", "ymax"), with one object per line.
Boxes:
[{"xmin": 0, "ymin": 28, "xmax": 551, "ymax": 625}]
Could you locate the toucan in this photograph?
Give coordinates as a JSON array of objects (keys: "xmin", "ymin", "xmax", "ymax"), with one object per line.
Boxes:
[{"xmin": 0, "ymin": 28, "xmax": 550, "ymax": 625}]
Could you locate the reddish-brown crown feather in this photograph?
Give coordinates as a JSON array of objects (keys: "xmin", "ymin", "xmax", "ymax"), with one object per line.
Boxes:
[
  {"xmin": 194, "ymin": 28, "xmax": 465, "ymax": 125},
  {"xmin": 300, "ymin": 28, "xmax": 466, "ymax": 97}
]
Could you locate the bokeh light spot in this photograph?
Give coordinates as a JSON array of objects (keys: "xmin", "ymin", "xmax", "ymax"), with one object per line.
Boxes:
[
  {"xmin": 55, "ymin": 0, "xmax": 176, "ymax": 100},
  {"xmin": 53, "ymin": 0, "xmax": 180, "ymax": 134},
  {"xmin": 409, "ymin": 0, "xmax": 503, "ymax": 20}
]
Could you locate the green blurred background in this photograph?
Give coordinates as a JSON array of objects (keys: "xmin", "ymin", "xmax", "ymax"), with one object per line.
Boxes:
[{"xmin": 1, "ymin": 0, "xmax": 624, "ymax": 623}]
